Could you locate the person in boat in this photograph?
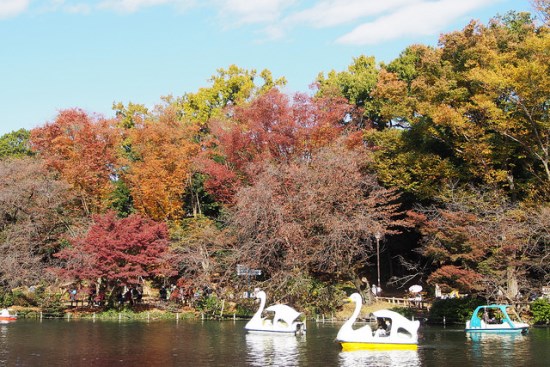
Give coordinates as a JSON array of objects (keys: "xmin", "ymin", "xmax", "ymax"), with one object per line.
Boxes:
[
  {"xmin": 482, "ymin": 309, "xmax": 491, "ymax": 323},
  {"xmin": 374, "ymin": 318, "xmax": 389, "ymax": 337},
  {"xmin": 483, "ymin": 309, "xmax": 498, "ymax": 324}
]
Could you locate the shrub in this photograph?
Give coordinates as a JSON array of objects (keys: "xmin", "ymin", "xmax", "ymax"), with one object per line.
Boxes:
[
  {"xmin": 195, "ymin": 294, "xmax": 224, "ymax": 317},
  {"xmin": 530, "ymin": 298, "xmax": 550, "ymax": 325},
  {"xmin": 428, "ymin": 297, "xmax": 486, "ymax": 324}
]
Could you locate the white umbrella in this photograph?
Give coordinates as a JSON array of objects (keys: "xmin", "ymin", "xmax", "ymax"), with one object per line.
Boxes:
[{"xmin": 409, "ymin": 285, "xmax": 423, "ymax": 293}]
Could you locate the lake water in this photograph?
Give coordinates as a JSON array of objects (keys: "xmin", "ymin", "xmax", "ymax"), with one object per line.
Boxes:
[{"xmin": 1, "ymin": 319, "xmax": 549, "ymax": 366}]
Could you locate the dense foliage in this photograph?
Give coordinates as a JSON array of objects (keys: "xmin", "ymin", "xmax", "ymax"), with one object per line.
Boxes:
[
  {"xmin": 530, "ymin": 298, "xmax": 550, "ymax": 325},
  {"xmin": 0, "ymin": 6, "xmax": 548, "ymax": 312}
]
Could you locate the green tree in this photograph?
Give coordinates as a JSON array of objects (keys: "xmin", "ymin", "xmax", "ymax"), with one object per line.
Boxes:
[
  {"xmin": 171, "ymin": 65, "xmax": 286, "ymax": 127},
  {"xmin": 0, "ymin": 129, "xmax": 32, "ymax": 158},
  {"xmin": 316, "ymin": 55, "xmax": 380, "ymax": 128}
]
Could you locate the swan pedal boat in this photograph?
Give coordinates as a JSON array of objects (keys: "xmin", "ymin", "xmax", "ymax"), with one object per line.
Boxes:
[
  {"xmin": 336, "ymin": 293, "xmax": 420, "ymax": 351},
  {"xmin": 465, "ymin": 304, "xmax": 529, "ymax": 334},
  {"xmin": 0, "ymin": 308, "xmax": 17, "ymax": 322},
  {"xmin": 244, "ymin": 291, "xmax": 306, "ymax": 335}
]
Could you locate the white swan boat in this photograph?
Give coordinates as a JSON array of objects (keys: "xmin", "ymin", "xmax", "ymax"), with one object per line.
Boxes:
[
  {"xmin": 336, "ymin": 293, "xmax": 420, "ymax": 351},
  {"xmin": 244, "ymin": 291, "xmax": 306, "ymax": 334}
]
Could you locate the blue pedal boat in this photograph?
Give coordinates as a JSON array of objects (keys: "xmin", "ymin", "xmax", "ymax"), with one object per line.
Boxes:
[{"xmin": 465, "ymin": 304, "xmax": 529, "ymax": 334}]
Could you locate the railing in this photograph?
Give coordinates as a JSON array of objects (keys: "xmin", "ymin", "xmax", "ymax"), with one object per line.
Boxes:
[{"xmin": 375, "ymin": 296, "xmax": 431, "ymax": 310}]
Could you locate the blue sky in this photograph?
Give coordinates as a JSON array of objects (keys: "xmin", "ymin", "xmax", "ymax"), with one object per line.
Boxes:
[{"xmin": 0, "ymin": 0, "xmax": 534, "ymax": 136}]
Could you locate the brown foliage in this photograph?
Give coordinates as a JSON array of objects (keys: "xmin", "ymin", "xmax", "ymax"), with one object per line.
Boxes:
[
  {"xmin": 228, "ymin": 143, "xmax": 411, "ymax": 293},
  {"xmin": 418, "ymin": 189, "xmax": 549, "ymax": 297},
  {"xmin": 0, "ymin": 158, "xmax": 84, "ymax": 290}
]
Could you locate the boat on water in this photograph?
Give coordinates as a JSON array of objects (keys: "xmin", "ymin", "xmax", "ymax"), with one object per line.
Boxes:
[
  {"xmin": 244, "ymin": 290, "xmax": 306, "ymax": 335},
  {"xmin": 336, "ymin": 293, "xmax": 420, "ymax": 351},
  {"xmin": 0, "ymin": 308, "xmax": 17, "ymax": 322},
  {"xmin": 465, "ymin": 304, "xmax": 529, "ymax": 334}
]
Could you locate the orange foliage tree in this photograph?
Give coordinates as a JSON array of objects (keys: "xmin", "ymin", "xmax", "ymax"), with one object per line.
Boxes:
[
  {"xmin": 30, "ymin": 108, "xmax": 119, "ymax": 215},
  {"xmin": 122, "ymin": 107, "xmax": 199, "ymax": 221}
]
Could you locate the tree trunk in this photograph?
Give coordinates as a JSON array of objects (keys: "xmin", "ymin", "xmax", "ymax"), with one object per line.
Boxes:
[
  {"xmin": 506, "ymin": 266, "xmax": 519, "ymax": 300},
  {"xmin": 354, "ymin": 277, "xmax": 372, "ymax": 304}
]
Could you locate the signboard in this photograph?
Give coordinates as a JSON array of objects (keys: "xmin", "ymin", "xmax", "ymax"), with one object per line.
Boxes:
[
  {"xmin": 237, "ymin": 264, "xmax": 262, "ymax": 276},
  {"xmin": 542, "ymin": 286, "xmax": 550, "ymax": 295}
]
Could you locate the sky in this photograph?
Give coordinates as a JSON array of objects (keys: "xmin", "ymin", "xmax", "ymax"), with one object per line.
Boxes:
[{"xmin": 0, "ymin": 0, "xmax": 534, "ymax": 136}]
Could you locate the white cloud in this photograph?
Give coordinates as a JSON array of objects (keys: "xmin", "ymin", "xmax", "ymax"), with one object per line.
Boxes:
[
  {"xmin": 336, "ymin": 0, "xmax": 499, "ymax": 45},
  {"xmin": 213, "ymin": 0, "xmax": 297, "ymax": 25},
  {"xmin": 0, "ymin": 0, "xmax": 30, "ymax": 19},
  {"xmin": 0, "ymin": 0, "xmax": 502, "ymax": 47},
  {"xmin": 285, "ymin": 0, "xmax": 419, "ymax": 28},
  {"xmin": 64, "ymin": 3, "xmax": 92, "ymax": 14},
  {"xmin": 98, "ymin": 0, "xmax": 195, "ymax": 13}
]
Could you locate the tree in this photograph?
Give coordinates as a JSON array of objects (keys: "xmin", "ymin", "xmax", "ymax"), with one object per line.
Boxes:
[
  {"xmin": 170, "ymin": 216, "xmax": 227, "ymax": 291},
  {"xmin": 54, "ymin": 211, "xmax": 174, "ymax": 304},
  {"xmin": 228, "ymin": 143, "xmax": 411, "ymax": 304},
  {"xmin": 371, "ymin": 14, "xmax": 550, "ymax": 201},
  {"xmin": 0, "ymin": 158, "xmax": 82, "ymax": 291},
  {"xmin": 171, "ymin": 65, "xmax": 286, "ymax": 127},
  {"xmin": 0, "ymin": 129, "xmax": 33, "ymax": 158},
  {"xmin": 204, "ymin": 88, "xmax": 349, "ymax": 203},
  {"xmin": 531, "ymin": 0, "xmax": 550, "ymax": 24},
  {"xmin": 121, "ymin": 106, "xmax": 200, "ymax": 221},
  {"xmin": 415, "ymin": 189, "xmax": 548, "ymax": 300},
  {"xmin": 316, "ymin": 55, "xmax": 380, "ymax": 128},
  {"xmin": 30, "ymin": 109, "xmax": 119, "ymax": 214}
]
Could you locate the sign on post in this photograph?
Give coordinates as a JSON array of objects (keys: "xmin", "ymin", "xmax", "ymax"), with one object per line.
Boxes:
[
  {"xmin": 237, "ymin": 265, "xmax": 262, "ymax": 298},
  {"xmin": 237, "ymin": 264, "xmax": 262, "ymax": 276}
]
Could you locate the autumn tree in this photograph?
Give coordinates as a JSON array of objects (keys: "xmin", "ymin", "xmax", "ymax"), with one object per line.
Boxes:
[
  {"xmin": 203, "ymin": 88, "xmax": 348, "ymax": 203},
  {"xmin": 0, "ymin": 158, "xmax": 82, "ymax": 292},
  {"xmin": 415, "ymin": 189, "xmax": 549, "ymax": 300},
  {"xmin": 54, "ymin": 211, "xmax": 174, "ymax": 304},
  {"xmin": 531, "ymin": 0, "xmax": 550, "ymax": 24},
  {"xmin": 121, "ymin": 106, "xmax": 199, "ymax": 221},
  {"xmin": 30, "ymin": 109, "xmax": 119, "ymax": 214},
  {"xmin": 169, "ymin": 216, "xmax": 228, "ymax": 291},
  {"xmin": 316, "ymin": 55, "xmax": 380, "ymax": 129},
  {"xmin": 371, "ymin": 12, "xmax": 549, "ymax": 201},
  {"xmin": 228, "ymin": 143, "xmax": 411, "ymax": 306}
]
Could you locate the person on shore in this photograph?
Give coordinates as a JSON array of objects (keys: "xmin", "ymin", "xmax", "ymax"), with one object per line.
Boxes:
[{"xmin": 70, "ymin": 288, "xmax": 77, "ymax": 307}]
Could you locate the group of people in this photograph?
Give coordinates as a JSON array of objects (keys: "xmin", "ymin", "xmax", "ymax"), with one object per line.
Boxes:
[
  {"xmin": 116, "ymin": 286, "xmax": 143, "ymax": 306},
  {"xmin": 159, "ymin": 284, "xmax": 213, "ymax": 307}
]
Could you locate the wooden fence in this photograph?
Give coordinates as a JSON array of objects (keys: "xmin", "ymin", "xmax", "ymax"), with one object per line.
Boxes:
[{"xmin": 375, "ymin": 296, "xmax": 432, "ymax": 310}]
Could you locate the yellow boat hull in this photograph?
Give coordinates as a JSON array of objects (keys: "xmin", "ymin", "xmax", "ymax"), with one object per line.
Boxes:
[{"xmin": 340, "ymin": 342, "xmax": 418, "ymax": 351}]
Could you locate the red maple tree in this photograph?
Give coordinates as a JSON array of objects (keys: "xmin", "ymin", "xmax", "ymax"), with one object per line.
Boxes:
[{"xmin": 54, "ymin": 211, "xmax": 175, "ymax": 302}]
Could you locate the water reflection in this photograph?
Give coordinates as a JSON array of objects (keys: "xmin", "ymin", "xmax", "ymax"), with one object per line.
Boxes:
[
  {"xmin": 0, "ymin": 324, "xmax": 9, "ymax": 365},
  {"xmin": 245, "ymin": 333, "xmax": 304, "ymax": 366},
  {"xmin": 338, "ymin": 349, "xmax": 420, "ymax": 367},
  {"xmin": 466, "ymin": 332, "xmax": 529, "ymax": 365}
]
